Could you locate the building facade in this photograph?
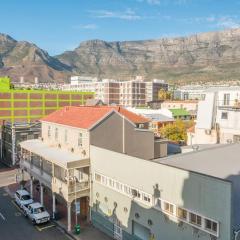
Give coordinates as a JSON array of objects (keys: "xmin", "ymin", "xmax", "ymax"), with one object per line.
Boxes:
[
  {"xmin": 188, "ymin": 87, "xmax": 240, "ymax": 145},
  {"xmin": 64, "ymin": 77, "xmax": 168, "ymax": 107},
  {"xmin": 90, "ymin": 144, "xmax": 237, "ymax": 240},
  {"xmin": 0, "ymin": 77, "xmax": 94, "ymax": 124},
  {"xmin": 1, "ymin": 122, "xmax": 41, "ymax": 166},
  {"xmin": 19, "ymin": 106, "xmax": 161, "ymax": 232}
]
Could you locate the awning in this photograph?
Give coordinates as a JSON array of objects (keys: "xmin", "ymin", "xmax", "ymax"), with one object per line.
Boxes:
[{"xmin": 20, "ymin": 139, "xmax": 87, "ymax": 168}]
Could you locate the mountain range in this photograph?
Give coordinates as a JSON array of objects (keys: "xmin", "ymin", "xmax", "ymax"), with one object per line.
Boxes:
[{"xmin": 1, "ymin": 28, "xmax": 240, "ymax": 84}]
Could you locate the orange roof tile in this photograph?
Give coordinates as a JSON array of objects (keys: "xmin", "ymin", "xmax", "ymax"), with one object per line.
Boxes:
[{"xmin": 41, "ymin": 106, "xmax": 149, "ymax": 129}]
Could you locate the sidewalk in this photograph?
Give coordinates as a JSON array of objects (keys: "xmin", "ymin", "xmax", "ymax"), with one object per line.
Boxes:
[{"xmin": 6, "ymin": 181, "xmax": 112, "ymax": 240}]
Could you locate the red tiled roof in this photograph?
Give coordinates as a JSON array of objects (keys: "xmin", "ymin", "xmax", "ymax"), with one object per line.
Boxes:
[{"xmin": 41, "ymin": 106, "xmax": 149, "ymax": 129}]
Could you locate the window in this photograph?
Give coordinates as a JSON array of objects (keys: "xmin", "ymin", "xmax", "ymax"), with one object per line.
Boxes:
[
  {"xmin": 95, "ymin": 173, "xmax": 101, "ymax": 182},
  {"xmin": 55, "ymin": 128, "xmax": 58, "ymax": 140},
  {"xmin": 205, "ymin": 219, "xmax": 218, "ymax": 233},
  {"xmin": 164, "ymin": 202, "xmax": 174, "ymax": 214},
  {"xmin": 190, "ymin": 213, "xmax": 202, "ymax": 226},
  {"xmin": 177, "ymin": 207, "xmax": 187, "ymax": 220},
  {"xmin": 221, "ymin": 112, "xmax": 228, "ymax": 119},
  {"xmin": 48, "ymin": 126, "xmax": 51, "ymax": 138},
  {"xmin": 223, "ymin": 93, "xmax": 230, "ymax": 106},
  {"xmin": 78, "ymin": 133, "xmax": 83, "ymax": 147},
  {"xmin": 64, "ymin": 129, "xmax": 68, "ymax": 143},
  {"xmin": 143, "ymin": 194, "xmax": 151, "ymax": 203}
]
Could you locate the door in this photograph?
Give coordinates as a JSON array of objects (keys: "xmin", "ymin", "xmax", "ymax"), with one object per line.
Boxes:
[
  {"xmin": 133, "ymin": 221, "xmax": 150, "ymax": 240},
  {"xmin": 114, "ymin": 219, "xmax": 122, "ymax": 240}
]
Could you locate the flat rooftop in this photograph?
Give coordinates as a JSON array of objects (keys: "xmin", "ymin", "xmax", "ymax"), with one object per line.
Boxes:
[{"xmin": 155, "ymin": 143, "xmax": 240, "ymax": 180}]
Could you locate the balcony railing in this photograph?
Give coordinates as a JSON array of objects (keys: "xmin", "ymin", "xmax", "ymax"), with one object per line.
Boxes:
[
  {"xmin": 68, "ymin": 181, "xmax": 89, "ymax": 193},
  {"xmin": 218, "ymin": 100, "xmax": 240, "ymax": 111}
]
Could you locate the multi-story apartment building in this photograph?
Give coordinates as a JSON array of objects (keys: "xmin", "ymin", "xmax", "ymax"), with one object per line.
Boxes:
[
  {"xmin": 188, "ymin": 87, "xmax": 240, "ymax": 145},
  {"xmin": 64, "ymin": 77, "xmax": 168, "ymax": 107},
  {"xmin": 145, "ymin": 79, "xmax": 168, "ymax": 103},
  {"xmin": 19, "ymin": 106, "xmax": 163, "ymax": 232},
  {"xmin": 0, "ymin": 77, "xmax": 94, "ymax": 125}
]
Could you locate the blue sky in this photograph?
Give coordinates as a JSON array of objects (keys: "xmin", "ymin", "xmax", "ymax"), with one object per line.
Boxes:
[{"xmin": 0, "ymin": 0, "xmax": 240, "ymax": 55}]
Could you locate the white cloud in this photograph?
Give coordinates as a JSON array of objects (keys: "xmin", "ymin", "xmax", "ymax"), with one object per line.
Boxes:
[
  {"xmin": 73, "ymin": 24, "xmax": 98, "ymax": 30},
  {"xmin": 147, "ymin": 0, "xmax": 161, "ymax": 5},
  {"xmin": 216, "ymin": 16, "xmax": 240, "ymax": 29},
  {"xmin": 89, "ymin": 9, "xmax": 141, "ymax": 20}
]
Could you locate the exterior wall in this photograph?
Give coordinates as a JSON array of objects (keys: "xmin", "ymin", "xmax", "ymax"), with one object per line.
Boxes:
[
  {"xmin": 41, "ymin": 122, "xmax": 90, "ymax": 157},
  {"xmin": 161, "ymin": 101, "xmax": 198, "ymax": 112},
  {"xmin": 90, "ymin": 112, "xmax": 157, "ymax": 160},
  {"xmin": 187, "ymin": 128, "xmax": 218, "ymax": 145},
  {"xmin": 1, "ymin": 122, "xmax": 41, "ymax": 166},
  {"xmin": 0, "ymin": 90, "xmax": 94, "ymax": 124},
  {"xmin": 90, "ymin": 146, "xmax": 232, "ymax": 240}
]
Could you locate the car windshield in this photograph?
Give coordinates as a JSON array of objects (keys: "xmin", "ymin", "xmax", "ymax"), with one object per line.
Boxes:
[
  {"xmin": 34, "ymin": 207, "xmax": 45, "ymax": 214},
  {"xmin": 22, "ymin": 195, "xmax": 31, "ymax": 201}
]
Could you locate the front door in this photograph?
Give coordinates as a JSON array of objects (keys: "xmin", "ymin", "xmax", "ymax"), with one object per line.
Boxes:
[{"xmin": 114, "ymin": 219, "xmax": 122, "ymax": 240}]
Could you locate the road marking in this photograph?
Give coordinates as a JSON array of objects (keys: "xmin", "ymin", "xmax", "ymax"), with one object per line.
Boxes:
[
  {"xmin": 2, "ymin": 193, "xmax": 8, "ymax": 197},
  {"xmin": 36, "ymin": 224, "xmax": 55, "ymax": 231},
  {"xmin": 0, "ymin": 212, "xmax": 6, "ymax": 221},
  {"xmin": 15, "ymin": 212, "xmax": 21, "ymax": 217},
  {"xmin": 11, "ymin": 200, "xmax": 21, "ymax": 210}
]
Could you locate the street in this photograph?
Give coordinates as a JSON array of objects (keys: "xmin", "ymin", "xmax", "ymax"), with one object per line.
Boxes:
[{"xmin": 0, "ymin": 165, "xmax": 71, "ymax": 240}]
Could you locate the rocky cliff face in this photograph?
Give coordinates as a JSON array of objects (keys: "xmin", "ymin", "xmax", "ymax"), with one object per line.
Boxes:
[
  {"xmin": 1, "ymin": 28, "xmax": 240, "ymax": 83},
  {"xmin": 0, "ymin": 34, "xmax": 71, "ymax": 83},
  {"xmin": 57, "ymin": 28, "xmax": 240, "ymax": 83}
]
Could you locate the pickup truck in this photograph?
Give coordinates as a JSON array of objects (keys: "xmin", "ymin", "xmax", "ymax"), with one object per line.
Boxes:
[
  {"xmin": 23, "ymin": 202, "xmax": 50, "ymax": 224},
  {"xmin": 14, "ymin": 189, "xmax": 33, "ymax": 209}
]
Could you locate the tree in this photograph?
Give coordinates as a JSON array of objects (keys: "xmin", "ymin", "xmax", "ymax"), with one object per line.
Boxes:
[
  {"xmin": 158, "ymin": 89, "xmax": 172, "ymax": 100},
  {"xmin": 160, "ymin": 119, "xmax": 187, "ymax": 143}
]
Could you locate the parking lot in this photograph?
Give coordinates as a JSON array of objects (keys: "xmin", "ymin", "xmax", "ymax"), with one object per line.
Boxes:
[{"xmin": 0, "ymin": 187, "xmax": 71, "ymax": 240}]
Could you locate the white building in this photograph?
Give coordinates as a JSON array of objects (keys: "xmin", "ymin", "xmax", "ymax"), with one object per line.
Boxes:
[
  {"xmin": 188, "ymin": 87, "xmax": 240, "ymax": 145},
  {"xmin": 64, "ymin": 77, "xmax": 168, "ymax": 107}
]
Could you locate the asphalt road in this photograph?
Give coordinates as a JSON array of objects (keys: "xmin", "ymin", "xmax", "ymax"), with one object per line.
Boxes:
[{"xmin": 0, "ymin": 177, "xmax": 71, "ymax": 240}]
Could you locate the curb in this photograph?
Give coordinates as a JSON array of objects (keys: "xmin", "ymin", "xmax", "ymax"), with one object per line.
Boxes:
[{"xmin": 53, "ymin": 220, "xmax": 79, "ymax": 240}]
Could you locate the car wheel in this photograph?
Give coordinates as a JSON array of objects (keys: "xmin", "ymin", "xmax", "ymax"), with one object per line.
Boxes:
[
  {"xmin": 23, "ymin": 211, "xmax": 27, "ymax": 217},
  {"xmin": 32, "ymin": 219, "xmax": 36, "ymax": 225}
]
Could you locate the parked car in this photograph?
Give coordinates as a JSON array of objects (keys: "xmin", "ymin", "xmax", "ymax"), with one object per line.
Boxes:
[
  {"xmin": 24, "ymin": 202, "xmax": 50, "ymax": 224},
  {"xmin": 14, "ymin": 190, "xmax": 33, "ymax": 209}
]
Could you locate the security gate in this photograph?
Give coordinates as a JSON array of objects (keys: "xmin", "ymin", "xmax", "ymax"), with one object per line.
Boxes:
[{"xmin": 114, "ymin": 219, "xmax": 122, "ymax": 240}]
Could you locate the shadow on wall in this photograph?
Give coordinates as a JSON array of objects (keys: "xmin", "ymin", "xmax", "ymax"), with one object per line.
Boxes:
[
  {"xmin": 91, "ymin": 181, "xmax": 208, "ymax": 240},
  {"xmin": 91, "ymin": 170, "xmax": 233, "ymax": 240}
]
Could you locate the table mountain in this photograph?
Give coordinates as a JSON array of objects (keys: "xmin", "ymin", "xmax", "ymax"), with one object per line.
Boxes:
[
  {"xmin": 2, "ymin": 28, "xmax": 240, "ymax": 83},
  {"xmin": 57, "ymin": 28, "xmax": 240, "ymax": 84}
]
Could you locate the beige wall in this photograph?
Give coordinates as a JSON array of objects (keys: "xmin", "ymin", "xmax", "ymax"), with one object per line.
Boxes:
[
  {"xmin": 41, "ymin": 121, "xmax": 90, "ymax": 158},
  {"xmin": 161, "ymin": 101, "xmax": 198, "ymax": 111},
  {"xmin": 90, "ymin": 145, "xmax": 232, "ymax": 240}
]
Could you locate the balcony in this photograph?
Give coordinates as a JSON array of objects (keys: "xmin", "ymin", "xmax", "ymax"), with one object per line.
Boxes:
[{"xmin": 218, "ymin": 100, "xmax": 240, "ymax": 111}]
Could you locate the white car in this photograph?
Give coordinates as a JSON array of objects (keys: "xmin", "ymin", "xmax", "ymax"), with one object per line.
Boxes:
[
  {"xmin": 24, "ymin": 202, "xmax": 50, "ymax": 225},
  {"xmin": 14, "ymin": 190, "xmax": 33, "ymax": 209}
]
